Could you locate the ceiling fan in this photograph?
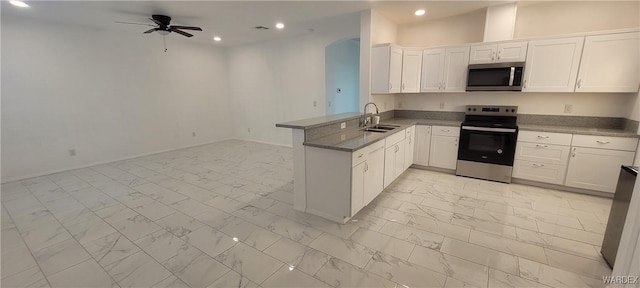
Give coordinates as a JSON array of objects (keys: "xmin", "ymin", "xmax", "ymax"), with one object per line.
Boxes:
[{"xmin": 116, "ymin": 14, "xmax": 203, "ymax": 38}]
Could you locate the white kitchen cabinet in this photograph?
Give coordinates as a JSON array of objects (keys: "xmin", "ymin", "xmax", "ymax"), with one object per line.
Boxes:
[
  {"xmin": 401, "ymin": 50, "xmax": 422, "ymax": 93},
  {"xmin": 522, "ymin": 37, "xmax": 584, "ymax": 92},
  {"xmin": 384, "ymin": 138, "xmax": 406, "ymax": 188},
  {"xmin": 469, "ymin": 41, "xmax": 527, "ymax": 64},
  {"xmin": 513, "ymin": 131, "xmax": 572, "ymax": 185},
  {"xmin": 372, "ymin": 44, "xmax": 403, "ymax": 94},
  {"xmin": 404, "ymin": 126, "xmax": 416, "ymax": 169},
  {"xmin": 513, "ymin": 160, "xmax": 567, "ymax": 185},
  {"xmin": 575, "ymin": 32, "xmax": 640, "ymax": 93},
  {"xmin": 421, "ymin": 46, "xmax": 470, "ymax": 92},
  {"xmin": 414, "ymin": 125, "xmax": 431, "ymax": 166},
  {"xmin": 429, "ymin": 126, "xmax": 460, "ymax": 170},
  {"xmin": 305, "ymin": 139, "xmax": 385, "ymax": 223},
  {"xmin": 565, "ymin": 147, "xmax": 635, "ymax": 193},
  {"xmin": 515, "ymin": 142, "xmax": 571, "ymax": 165}
]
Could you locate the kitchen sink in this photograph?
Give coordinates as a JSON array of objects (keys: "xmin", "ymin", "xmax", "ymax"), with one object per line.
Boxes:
[
  {"xmin": 362, "ymin": 128, "xmax": 388, "ymax": 133},
  {"xmin": 369, "ymin": 124, "xmax": 400, "ymax": 130}
]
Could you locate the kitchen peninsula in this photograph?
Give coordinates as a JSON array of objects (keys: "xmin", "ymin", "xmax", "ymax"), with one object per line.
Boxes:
[{"xmin": 278, "ymin": 111, "xmax": 638, "ymax": 223}]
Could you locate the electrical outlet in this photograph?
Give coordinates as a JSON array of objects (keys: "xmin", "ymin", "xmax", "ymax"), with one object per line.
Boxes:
[
  {"xmin": 69, "ymin": 149, "xmax": 76, "ymax": 156},
  {"xmin": 340, "ymin": 122, "xmax": 346, "ymax": 129},
  {"xmin": 313, "ymin": 101, "xmax": 317, "ymax": 107},
  {"xmin": 564, "ymin": 104, "xmax": 573, "ymax": 114},
  {"xmin": 398, "ymin": 101, "xmax": 403, "ymax": 108},
  {"xmin": 440, "ymin": 102, "xmax": 445, "ymax": 109},
  {"xmin": 192, "ymin": 132, "xmax": 196, "ymax": 137},
  {"xmin": 340, "ymin": 134, "xmax": 346, "ymax": 141}
]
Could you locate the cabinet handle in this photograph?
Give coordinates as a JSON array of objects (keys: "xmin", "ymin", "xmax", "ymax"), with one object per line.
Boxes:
[
  {"xmin": 523, "ymin": 79, "xmax": 527, "ymax": 89},
  {"xmin": 537, "ymin": 135, "xmax": 549, "ymax": 139},
  {"xmin": 532, "ymin": 163, "xmax": 545, "ymax": 167},
  {"xmin": 596, "ymin": 140, "xmax": 611, "ymax": 144},
  {"xmin": 491, "ymin": 51, "xmax": 495, "ymax": 61},
  {"xmin": 442, "ymin": 129, "xmax": 450, "ymax": 132},
  {"xmin": 402, "ymin": 83, "xmax": 405, "ymax": 90},
  {"xmin": 442, "ymin": 81, "xmax": 446, "ymax": 89},
  {"xmin": 577, "ymin": 79, "xmax": 581, "ymax": 89},
  {"xmin": 535, "ymin": 144, "xmax": 548, "ymax": 148},
  {"xmin": 497, "ymin": 50, "xmax": 501, "ymax": 60},
  {"xmin": 364, "ymin": 162, "xmax": 368, "ymax": 172},
  {"xmin": 358, "ymin": 153, "xmax": 364, "ymax": 158},
  {"xmin": 395, "ymin": 145, "xmax": 399, "ymax": 152},
  {"xmin": 572, "ymin": 148, "xmax": 577, "ymax": 157}
]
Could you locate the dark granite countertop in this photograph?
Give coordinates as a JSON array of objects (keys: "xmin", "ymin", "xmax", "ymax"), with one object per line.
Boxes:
[
  {"xmin": 303, "ymin": 118, "xmax": 461, "ymax": 152},
  {"xmin": 518, "ymin": 124, "xmax": 639, "ymax": 138},
  {"xmin": 303, "ymin": 116, "xmax": 638, "ymax": 152}
]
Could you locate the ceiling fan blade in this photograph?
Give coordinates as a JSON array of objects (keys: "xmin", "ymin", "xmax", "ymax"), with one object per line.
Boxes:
[
  {"xmin": 170, "ymin": 28, "xmax": 193, "ymax": 37},
  {"xmin": 143, "ymin": 28, "xmax": 159, "ymax": 34},
  {"xmin": 149, "ymin": 18, "xmax": 164, "ymax": 26},
  {"xmin": 170, "ymin": 26, "xmax": 202, "ymax": 31},
  {"xmin": 115, "ymin": 21, "xmax": 155, "ymax": 27}
]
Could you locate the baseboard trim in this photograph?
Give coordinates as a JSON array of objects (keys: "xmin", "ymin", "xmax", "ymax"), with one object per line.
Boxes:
[
  {"xmin": 512, "ymin": 178, "xmax": 613, "ymax": 199},
  {"xmin": 2, "ymin": 138, "xmax": 234, "ymax": 184}
]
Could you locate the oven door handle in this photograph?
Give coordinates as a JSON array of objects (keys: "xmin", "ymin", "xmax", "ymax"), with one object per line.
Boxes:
[
  {"xmin": 509, "ymin": 66, "xmax": 515, "ymax": 86},
  {"xmin": 461, "ymin": 126, "xmax": 517, "ymax": 133}
]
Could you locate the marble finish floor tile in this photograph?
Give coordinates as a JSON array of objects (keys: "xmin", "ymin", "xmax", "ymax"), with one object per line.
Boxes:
[
  {"xmin": 308, "ymin": 233, "xmax": 375, "ymax": 269},
  {"xmin": 214, "ymin": 242, "xmax": 284, "ymax": 284},
  {"xmin": 0, "ymin": 140, "xmax": 616, "ymax": 288}
]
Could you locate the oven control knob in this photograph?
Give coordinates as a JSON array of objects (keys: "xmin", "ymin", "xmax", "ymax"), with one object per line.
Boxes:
[
  {"xmin": 468, "ymin": 108, "xmax": 471, "ymax": 111},
  {"xmin": 497, "ymin": 149, "xmax": 503, "ymax": 154},
  {"xmin": 473, "ymin": 108, "xmax": 477, "ymax": 111}
]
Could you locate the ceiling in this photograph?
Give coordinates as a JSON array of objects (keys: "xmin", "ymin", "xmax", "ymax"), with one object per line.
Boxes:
[{"xmin": 2, "ymin": 1, "xmax": 524, "ymax": 47}]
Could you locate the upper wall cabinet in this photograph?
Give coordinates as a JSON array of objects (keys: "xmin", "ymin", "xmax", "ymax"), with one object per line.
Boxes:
[
  {"xmin": 421, "ymin": 46, "xmax": 470, "ymax": 92},
  {"xmin": 401, "ymin": 49, "xmax": 422, "ymax": 93},
  {"xmin": 522, "ymin": 37, "xmax": 584, "ymax": 92},
  {"xmin": 372, "ymin": 44, "xmax": 403, "ymax": 94},
  {"xmin": 469, "ymin": 41, "xmax": 527, "ymax": 64},
  {"xmin": 575, "ymin": 32, "xmax": 640, "ymax": 93}
]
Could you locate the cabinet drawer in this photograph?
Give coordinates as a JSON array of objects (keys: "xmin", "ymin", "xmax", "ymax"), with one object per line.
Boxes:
[
  {"xmin": 432, "ymin": 125, "xmax": 460, "ymax": 137},
  {"xmin": 515, "ymin": 142, "xmax": 571, "ymax": 165},
  {"xmin": 571, "ymin": 134, "xmax": 638, "ymax": 151},
  {"xmin": 385, "ymin": 129, "xmax": 407, "ymax": 147},
  {"xmin": 353, "ymin": 140, "xmax": 385, "ymax": 165},
  {"xmin": 518, "ymin": 130, "xmax": 573, "ymax": 145},
  {"xmin": 512, "ymin": 159, "xmax": 567, "ymax": 185}
]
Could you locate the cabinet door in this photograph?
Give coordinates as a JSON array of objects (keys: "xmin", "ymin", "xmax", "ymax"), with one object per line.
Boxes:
[
  {"xmin": 389, "ymin": 46, "xmax": 403, "ymax": 93},
  {"xmin": 395, "ymin": 140, "xmax": 406, "ymax": 179},
  {"xmin": 371, "ymin": 46, "xmax": 391, "ymax": 94},
  {"xmin": 565, "ymin": 147, "xmax": 635, "ymax": 193},
  {"xmin": 469, "ymin": 44, "xmax": 497, "ymax": 64},
  {"xmin": 512, "ymin": 159, "xmax": 567, "ymax": 185},
  {"xmin": 383, "ymin": 145, "xmax": 396, "ymax": 188},
  {"xmin": 515, "ymin": 142, "xmax": 571, "ymax": 165},
  {"xmin": 401, "ymin": 50, "xmax": 422, "ymax": 93},
  {"xmin": 421, "ymin": 48, "xmax": 445, "ymax": 92},
  {"xmin": 414, "ymin": 125, "xmax": 431, "ymax": 166},
  {"xmin": 429, "ymin": 135, "xmax": 458, "ymax": 170},
  {"xmin": 364, "ymin": 147, "xmax": 385, "ymax": 205},
  {"xmin": 443, "ymin": 46, "xmax": 470, "ymax": 92},
  {"xmin": 576, "ymin": 32, "xmax": 640, "ymax": 92},
  {"xmin": 497, "ymin": 41, "xmax": 528, "ymax": 62},
  {"xmin": 351, "ymin": 162, "xmax": 365, "ymax": 215},
  {"xmin": 522, "ymin": 37, "xmax": 584, "ymax": 92},
  {"xmin": 404, "ymin": 126, "xmax": 416, "ymax": 170}
]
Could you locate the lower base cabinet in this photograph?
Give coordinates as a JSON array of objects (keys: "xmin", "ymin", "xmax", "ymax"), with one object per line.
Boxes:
[
  {"xmin": 414, "ymin": 125, "xmax": 431, "ymax": 166},
  {"xmin": 512, "ymin": 159, "xmax": 567, "ymax": 185},
  {"xmin": 429, "ymin": 135, "xmax": 458, "ymax": 170},
  {"xmin": 565, "ymin": 147, "xmax": 635, "ymax": 193}
]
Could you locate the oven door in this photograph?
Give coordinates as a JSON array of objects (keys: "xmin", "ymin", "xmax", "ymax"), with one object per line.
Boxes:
[{"xmin": 458, "ymin": 126, "xmax": 518, "ymax": 166}]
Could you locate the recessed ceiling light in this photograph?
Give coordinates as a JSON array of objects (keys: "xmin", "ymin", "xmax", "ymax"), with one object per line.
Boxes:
[
  {"xmin": 10, "ymin": 0, "xmax": 29, "ymax": 8},
  {"xmin": 213, "ymin": 36, "xmax": 221, "ymax": 42},
  {"xmin": 275, "ymin": 23, "xmax": 285, "ymax": 29},
  {"xmin": 415, "ymin": 9, "xmax": 426, "ymax": 16}
]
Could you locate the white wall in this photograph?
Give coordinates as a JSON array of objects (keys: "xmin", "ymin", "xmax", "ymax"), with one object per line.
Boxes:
[
  {"xmin": 515, "ymin": 1, "xmax": 640, "ymax": 39},
  {"xmin": 396, "ymin": 9, "xmax": 486, "ymax": 47},
  {"xmin": 325, "ymin": 39, "xmax": 360, "ymax": 115},
  {"xmin": 228, "ymin": 12, "xmax": 360, "ymax": 147},
  {"xmin": 397, "ymin": 92, "xmax": 636, "ymax": 117},
  {"xmin": 1, "ymin": 14, "xmax": 232, "ymax": 182}
]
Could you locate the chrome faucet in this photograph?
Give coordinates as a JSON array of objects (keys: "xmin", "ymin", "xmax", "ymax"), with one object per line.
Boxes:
[{"xmin": 362, "ymin": 102, "xmax": 379, "ymax": 127}]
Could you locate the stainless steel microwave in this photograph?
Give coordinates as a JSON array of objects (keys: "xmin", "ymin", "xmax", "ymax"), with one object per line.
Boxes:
[{"xmin": 466, "ymin": 62, "xmax": 525, "ymax": 91}]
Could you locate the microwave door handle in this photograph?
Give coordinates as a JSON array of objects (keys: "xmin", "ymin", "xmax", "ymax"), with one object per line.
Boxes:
[{"xmin": 509, "ymin": 66, "xmax": 515, "ymax": 86}]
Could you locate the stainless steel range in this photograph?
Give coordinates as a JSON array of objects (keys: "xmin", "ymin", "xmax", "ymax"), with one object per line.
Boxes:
[{"xmin": 456, "ymin": 105, "xmax": 518, "ymax": 183}]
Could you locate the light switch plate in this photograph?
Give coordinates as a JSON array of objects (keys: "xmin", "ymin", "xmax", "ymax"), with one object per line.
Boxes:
[{"xmin": 340, "ymin": 122, "xmax": 346, "ymax": 129}]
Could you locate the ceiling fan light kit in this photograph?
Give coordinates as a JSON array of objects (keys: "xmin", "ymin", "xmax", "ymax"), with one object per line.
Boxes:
[{"xmin": 117, "ymin": 14, "xmax": 203, "ymax": 52}]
